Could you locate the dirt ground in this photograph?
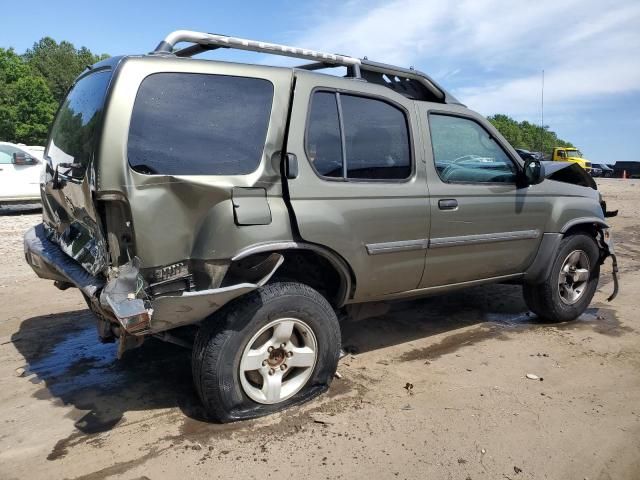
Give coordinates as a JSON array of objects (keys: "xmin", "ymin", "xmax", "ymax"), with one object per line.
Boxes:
[{"xmin": 0, "ymin": 179, "xmax": 638, "ymax": 480}]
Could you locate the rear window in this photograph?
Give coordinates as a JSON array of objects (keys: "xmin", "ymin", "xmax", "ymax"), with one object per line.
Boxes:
[
  {"xmin": 128, "ymin": 73, "xmax": 274, "ymax": 176},
  {"xmin": 47, "ymin": 70, "xmax": 112, "ymax": 174}
]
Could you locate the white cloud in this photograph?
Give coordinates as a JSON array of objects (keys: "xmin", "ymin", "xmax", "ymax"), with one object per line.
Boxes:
[{"xmin": 289, "ymin": 0, "xmax": 640, "ymax": 119}]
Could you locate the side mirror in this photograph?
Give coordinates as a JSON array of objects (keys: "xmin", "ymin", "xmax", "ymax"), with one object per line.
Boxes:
[
  {"xmin": 524, "ymin": 159, "xmax": 545, "ymax": 185},
  {"xmin": 12, "ymin": 152, "xmax": 38, "ymax": 166}
]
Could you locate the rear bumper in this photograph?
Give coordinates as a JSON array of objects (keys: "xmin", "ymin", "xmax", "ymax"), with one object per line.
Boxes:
[{"xmin": 24, "ymin": 224, "xmax": 283, "ymax": 335}]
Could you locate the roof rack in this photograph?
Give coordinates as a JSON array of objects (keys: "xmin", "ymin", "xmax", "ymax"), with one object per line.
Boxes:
[{"xmin": 152, "ymin": 30, "xmax": 460, "ymax": 104}]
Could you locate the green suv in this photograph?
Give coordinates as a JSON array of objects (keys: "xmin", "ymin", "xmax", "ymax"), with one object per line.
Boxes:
[{"xmin": 24, "ymin": 30, "xmax": 618, "ymax": 422}]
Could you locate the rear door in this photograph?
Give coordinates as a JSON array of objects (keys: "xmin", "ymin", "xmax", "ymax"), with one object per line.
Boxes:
[
  {"xmin": 41, "ymin": 68, "xmax": 113, "ymax": 275},
  {"xmin": 285, "ymin": 71, "xmax": 430, "ymax": 301},
  {"xmin": 419, "ymin": 107, "xmax": 548, "ymax": 287}
]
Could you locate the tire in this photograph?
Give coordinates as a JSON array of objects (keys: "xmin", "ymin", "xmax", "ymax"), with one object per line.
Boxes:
[
  {"xmin": 523, "ymin": 233, "xmax": 600, "ymax": 322},
  {"xmin": 192, "ymin": 282, "xmax": 341, "ymax": 422}
]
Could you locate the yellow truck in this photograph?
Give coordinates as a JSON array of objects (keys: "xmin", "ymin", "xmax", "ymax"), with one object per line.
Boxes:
[{"xmin": 551, "ymin": 147, "xmax": 592, "ymax": 173}]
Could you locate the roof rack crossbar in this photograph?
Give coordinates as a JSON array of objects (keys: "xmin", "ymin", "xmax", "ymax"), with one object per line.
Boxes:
[
  {"xmin": 174, "ymin": 43, "xmax": 223, "ymax": 58},
  {"xmin": 296, "ymin": 61, "xmax": 334, "ymax": 71},
  {"xmin": 296, "ymin": 61, "xmax": 362, "ymax": 79}
]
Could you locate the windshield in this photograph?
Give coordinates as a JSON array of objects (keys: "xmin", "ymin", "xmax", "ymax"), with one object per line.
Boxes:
[
  {"xmin": 565, "ymin": 149, "xmax": 582, "ymax": 158},
  {"xmin": 46, "ymin": 70, "xmax": 112, "ymax": 174}
]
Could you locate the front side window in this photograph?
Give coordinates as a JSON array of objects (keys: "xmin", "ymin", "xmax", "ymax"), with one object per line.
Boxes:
[
  {"xmin": 429, "ymin": 114, "xmax": 517, "ymax": 183},
  {"xmin": 306, "ymin": 91, "xmax": 411, "ymax": 180},
  {"xmin": 128, "ymin": 73, "xmax": 274, "ymax": 176}
]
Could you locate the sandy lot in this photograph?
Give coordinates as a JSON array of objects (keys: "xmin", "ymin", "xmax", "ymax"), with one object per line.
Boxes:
[{"xmin": 0, "ymin": 179, "xmax": 639, "ymax": 480}]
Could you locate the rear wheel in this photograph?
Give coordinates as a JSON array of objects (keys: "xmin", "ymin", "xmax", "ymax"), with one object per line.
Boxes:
[
  {"xmin": 192, "ymin": 282, "xmax": 340, "ymax": 422},
  {"xmin": 523, "ymin": 233, "xmax": 600, "ymax": 322}
]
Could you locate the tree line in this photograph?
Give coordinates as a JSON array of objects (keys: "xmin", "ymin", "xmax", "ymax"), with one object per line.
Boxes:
[
  {"xmin": 1, "ymin": 37, "xmax": 576, "ymax": 153},
  {"xmin": 488, "ymin": 114, "xmax": 574, "ymax": 157},
  {"xmin": 0, "ymin": 38, "xmax": 108, "ymax": 145}
]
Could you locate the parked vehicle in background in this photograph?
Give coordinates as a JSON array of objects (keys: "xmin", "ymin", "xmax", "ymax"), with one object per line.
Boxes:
[
  {"xmin": 591, "ymin": 163, "xmax": 614, "ymax": 178},
  {"xmin": 551, "ymin": 147, "xmax": 591, "ymax": 173},
  {"xmin": 23, "ymin": 30, "xmax": 619, "ymax": 422},
  {"xmin": 0, "ymin": 142, "xmax": 43, "ymax": 205},
  {"xmin": 612, "ymin": 161, "xmax": 640, "ymax": 178}
]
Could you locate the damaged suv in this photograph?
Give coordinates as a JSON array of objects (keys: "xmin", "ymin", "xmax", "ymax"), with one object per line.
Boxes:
[{"xmin": 24, "ymin": 30, "xmax": 618, "ymax": 422}]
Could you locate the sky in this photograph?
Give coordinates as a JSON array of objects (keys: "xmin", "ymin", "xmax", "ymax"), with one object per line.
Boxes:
[{"xmin": 2, "ymin": 0, "xmax": 639, "ymax": 163}]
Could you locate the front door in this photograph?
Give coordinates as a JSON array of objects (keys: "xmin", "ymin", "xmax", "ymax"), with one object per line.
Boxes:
[
  {"xmin": 285, "ymin": 72, "xmax": 430, "ymax": 301},
  {"xmin": 419, "ymin": 109, "xmax": 548, "ymax": 288}
]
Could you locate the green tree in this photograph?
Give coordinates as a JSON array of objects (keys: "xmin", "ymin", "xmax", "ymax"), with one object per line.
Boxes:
[
  {"xmin": 23, "ymin": 37, "xmax": 109, "ymax": 103},
  {"xmin": 488, "ymin": 114, "xmax": 574, "ymax": 157},
  {"xmin": 0, "ymin": 48, "xmax": 57, "ymax": 144}
]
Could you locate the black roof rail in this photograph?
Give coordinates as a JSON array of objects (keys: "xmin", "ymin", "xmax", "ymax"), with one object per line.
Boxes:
[{"xmin": 152, "ymin": 30, "xmax": 462, "ymax": 104}]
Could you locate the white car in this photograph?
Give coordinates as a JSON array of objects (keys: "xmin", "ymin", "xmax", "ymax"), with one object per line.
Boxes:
[{"xmin": 0, "ymin": 142, "xmax": 44, "ymax": 205}]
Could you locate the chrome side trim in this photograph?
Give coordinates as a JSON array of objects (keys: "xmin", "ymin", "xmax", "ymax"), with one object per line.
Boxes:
[
  {"xmin": 365, "ymin": 239, "xmax": 428, "ymax": 255},
  {"xmin": 429, "ymin": 229, "xmax": 540, "ymax": 248}
]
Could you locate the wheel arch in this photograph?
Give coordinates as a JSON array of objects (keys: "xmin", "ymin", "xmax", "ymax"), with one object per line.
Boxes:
[
  {"xmin": 525, "ymin": 219, "xmax": 608, "ymax": 284},
  {"xmin": 231, "ymin": 241, "xmax": 355, "ymax": 307},
  {"xmin": 560, "ymin": 217, "xmax": 608, "ymax": 235}
]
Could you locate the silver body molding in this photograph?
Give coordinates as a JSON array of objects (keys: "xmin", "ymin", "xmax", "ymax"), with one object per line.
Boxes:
[
  {"xmin": 429, "ymin": 229, "xmax": 541, "ymax": 248},
  {"xmin": 366, "ymin": 229, "xmax": 540, "ymax": 254}
]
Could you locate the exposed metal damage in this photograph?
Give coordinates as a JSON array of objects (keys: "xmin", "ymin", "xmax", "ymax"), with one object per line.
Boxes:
[
  {"xmin": 100, "ymin": 257, "xmax": 152, "ymax": 335},
  {"xmin": 597, "ymin": 228, "xmax": 619, "ymax": 302},
  {"xmin": 25, "ymin": 221, "xmax": 285, "ymax": 356}
]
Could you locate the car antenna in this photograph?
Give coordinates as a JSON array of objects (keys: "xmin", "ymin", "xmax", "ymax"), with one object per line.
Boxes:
[{"xmin": 539, "ymin": 69, "xmax": 544, "ymax": 157}]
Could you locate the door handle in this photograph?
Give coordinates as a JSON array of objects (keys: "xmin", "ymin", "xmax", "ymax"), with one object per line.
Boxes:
[{"xmin": 438, "ymin": 199, "xmax": 458, "ymax": 210}]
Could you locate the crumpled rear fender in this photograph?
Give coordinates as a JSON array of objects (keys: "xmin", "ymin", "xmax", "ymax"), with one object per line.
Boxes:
[{"xmin": 24, "ymin": 223, "xmax": 285, "ymax": 335}]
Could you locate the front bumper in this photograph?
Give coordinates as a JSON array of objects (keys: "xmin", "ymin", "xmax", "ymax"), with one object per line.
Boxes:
[{"xmin": 24, "ymin": 224, "xmax": 283, "ymax": 335}]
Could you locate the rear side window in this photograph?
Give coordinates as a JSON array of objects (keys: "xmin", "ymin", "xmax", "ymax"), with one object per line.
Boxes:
[
  {"xmin": 128, "ymin": 73, "xmax": 273, "ymax": 176},
  {"xmin": 306, "ymin": 91, "xmax": 411, "ymax": 180}
]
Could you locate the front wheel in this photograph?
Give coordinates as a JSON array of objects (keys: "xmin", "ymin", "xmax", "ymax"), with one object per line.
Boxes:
[
  {"xmin": 192, "ymin": 282, "xmax": 341, "ymax": 422},
  {"xmin": 523, "ymin": 233, "xmax": 600, "ymax": 322}
]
